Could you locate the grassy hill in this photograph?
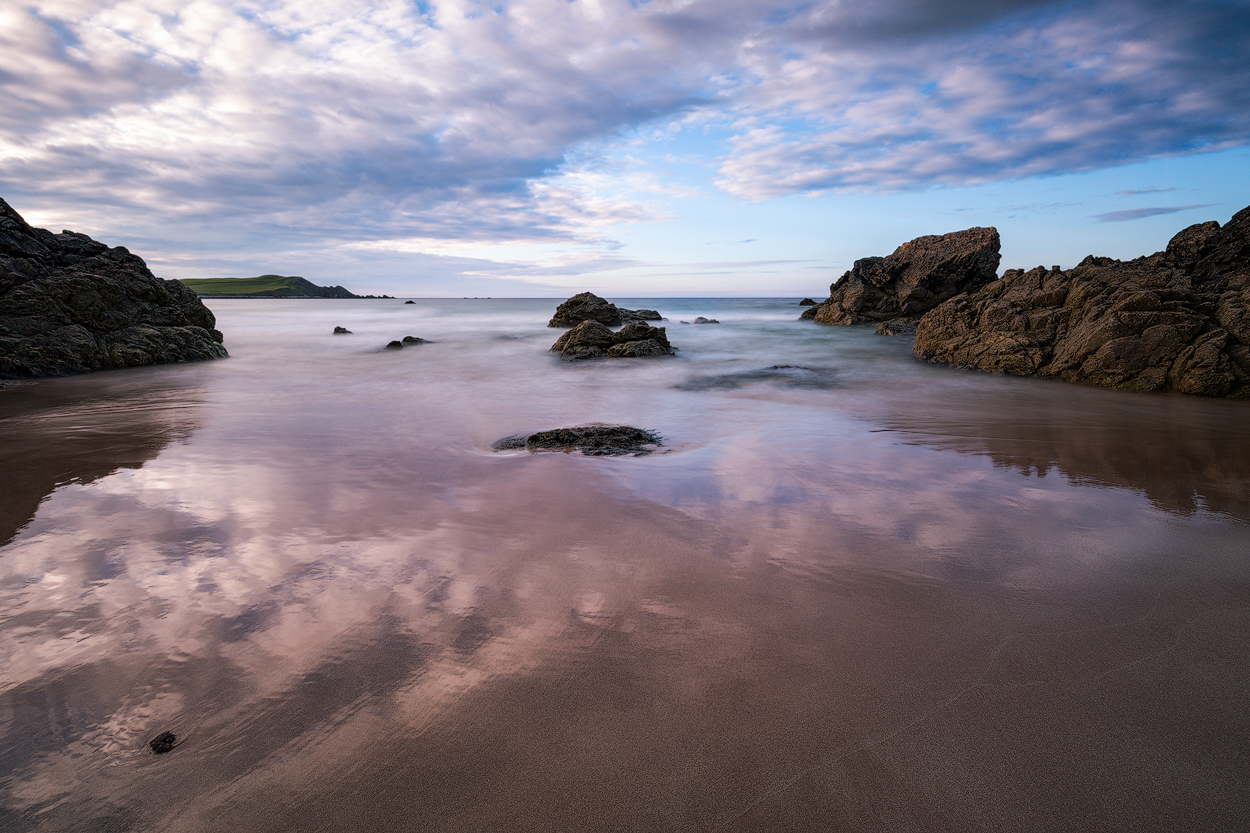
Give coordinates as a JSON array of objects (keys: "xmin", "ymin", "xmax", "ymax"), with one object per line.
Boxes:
[{"xmin": 177, "ymin": 275, "xmax": 389, "ymax": 298}]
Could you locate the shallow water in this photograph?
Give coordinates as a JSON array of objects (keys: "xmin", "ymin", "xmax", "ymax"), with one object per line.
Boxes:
[{"xmin": 2, "ymin": 298, "xmax": 1249, "ymax": 831}]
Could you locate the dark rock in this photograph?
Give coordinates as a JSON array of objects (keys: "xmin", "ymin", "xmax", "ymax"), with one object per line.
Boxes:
[
  {"xmin": 333, "ymin": 326, "xmax": 352, "ymax": 334},
  {"xmin": 914, "ymin": 205, "xmax": 1250, "ymax": 399},
  {"xmin": 547, "ymin": 292, "xmax": 663, "ymax": 327},
  {"xmin": 679, "ymin": 321, "xmax": 691, "ymax": 325},
  {"xmin": 876, "ymin": 319, "xmax": 918, "ymax": 336},
  {"xmin": 693, "ymin": 317, "xmax": 720, "ymax": 324},
  {"xmin": 0, "ymin": 198, "xmax": 228, "ymax": 378},
  {"xmin": 492, "ymin": 425, "xmax": 663, "ymax": 456},
  {"xmin": 149, "ymin": 731, "xmax": 177, "ymax": 754},
  {"xmin": 550, "ymin": 320, "xmax": 675, "ymax": 361},
  {"xmin": 385, "ymin": 340, "xmax": 404, "ymax": 350},
  {"xmin": 799, "ymin": 298, "xmax": 817, "ymax": 306},
  {"xmin": 805, "ymin": 227, "xmax": 1001, "ymax": 327},
  {"xmin": 401, "ymin": 336, "xmax": 428, "ymax": 345},
  {"xmin": 404, "ymin": 300, "xmax": 415, "ymax": 304}
]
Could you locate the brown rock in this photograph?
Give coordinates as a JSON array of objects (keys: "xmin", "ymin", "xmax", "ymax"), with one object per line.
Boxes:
[
  {"xmin": 914, "ymin": 205, "xmax": 1250, "ymax": 399},
  {"xmin": 547, "ymin": 292, "xmax": 663, "ymax": 328},
  {"xmin": 806, "ymin": 227, "xmax": 1001, "ymax": 326},
  {"xmin": 550, "ymin": 319, "xmax": 674, "ymax": 361}
]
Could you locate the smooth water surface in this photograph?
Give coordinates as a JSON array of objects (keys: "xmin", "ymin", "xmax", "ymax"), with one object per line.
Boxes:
[{"xmin": 2, "ymin": 298, "xmax": 1249, "ymax": 831}]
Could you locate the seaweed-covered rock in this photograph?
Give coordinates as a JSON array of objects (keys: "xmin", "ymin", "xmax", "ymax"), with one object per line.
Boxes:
[
  {"xmin": 493, "ymin": 425, "xmax": 663, "ymax": 456},
  {"xmin": 550, "ymin": 320, "xmax": 675, "ymax": 361},
  {"xmin": 547, "ymin": 292, "xmax": 662, "ymax": 327},
  {"xmin": 805, "ymin": 227, "xmax": 1001, "ymax": 326},
  {"xmin": 914, "ymin": 206, "xmax": 1250, "ymax": 399},
  {"xmin": 0, "ymin": 198, "xmax": 228, "ymax": 378}
]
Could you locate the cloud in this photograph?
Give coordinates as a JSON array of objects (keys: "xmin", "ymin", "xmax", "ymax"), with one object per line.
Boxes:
[
  {"xmin": 1093, "ymin": 205, "xmax": 1214, "ymax": 222},
  {"xmin": 1, "ymin": 0, "xmax": 1247, "ymax": 250},
  {"xmin": 1115, "ymin": 188, "xmax": 1183, "ymax": 196}
]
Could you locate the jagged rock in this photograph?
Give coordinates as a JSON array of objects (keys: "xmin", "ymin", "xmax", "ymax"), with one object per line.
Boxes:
[
  {"xmin": 0, "ymin": 198, "xmax": 227, "ymax": 378},
  {"xmin": 914, "ymin": 206, "xmax": 1250, "ymax": 399},
  {"xmin": 493, "ymin": 425, "xmax": 663, "ymax": 456},
  {"xmin": 401, "ymin": 336, "xmax": 428, "ymax": 344},
  {"xmin": 385, "ymin": 340, "xmax": 404, "ymax": 350},
  {"xmin": 547, "ymin": 292, "xmax": 662, "ymax": 327},
  {"xmin": 550, "ymin": 320, "xmax": 675, "ymax": 361},
  {"xmin": 693, "ymin": 317, "xmax": 720, "ymax": 324},
  {"xmin": 333, "ymin": 326, "xmax": 352, "ymax": 334},
  {"xmin": 799, "ymin": 298, "xmax": 817, "ymax": 306},
  {"xmin": 876, "ymin": 319, "xmax": 918, "ymax": 336},
  {"xmin": 149, "ymin": 732, "xmax": 177, "ymax": 754},
  {"xmin": 804, "ymin": 227, "xmax": 1001, "ymax": 326}
]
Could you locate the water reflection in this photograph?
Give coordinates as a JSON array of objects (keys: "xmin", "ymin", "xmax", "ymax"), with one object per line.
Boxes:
[
  {"xmin": 867, "ymin": 380, "xmax": 1250, "ymax": 521},
  {"xmin": 1, "ymin": 301, "xmax": 1249, "ymax": 832},
  {"xmin": 0, "ymin": 369, "xmax": 206, "ymax": 546}
]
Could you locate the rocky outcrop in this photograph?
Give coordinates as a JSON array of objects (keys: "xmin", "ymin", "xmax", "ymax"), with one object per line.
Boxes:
[
  {"xmin": 799, "ymin": 298, "xmax": 817, "ymax": 306},
  {"xmin": 693, "ymin": 317, "xmax": 720, "ymax": 324},
  {"xmin": 0, "ymin": 198, "xmax": 227, "ymax": 378},
  {"xmin": 548, "ymin": 292, "xmax": 661, "ymax": 327},
  {"xmin": 550, "ymin": 320, "xmax": 675, "ymax": 361},
  {"xmin": 914, "ymin": 206, "xmax": 1250, "ymax": 399},
  {"xmin": 333, "ymin": 326, "xmax": 352, "ymax": 334},
  {"xmin": 493, "ymin": 425, "xmax": 663, "ymax": 456},
  {"xmin": 803, "ymin": 227, "xmax": 1001, "ymax": 325}
]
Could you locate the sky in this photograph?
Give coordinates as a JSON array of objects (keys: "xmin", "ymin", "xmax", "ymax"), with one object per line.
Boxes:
[{"xmin": 2, "ymin": 0, "xmax": 1248, "ymax": 297}]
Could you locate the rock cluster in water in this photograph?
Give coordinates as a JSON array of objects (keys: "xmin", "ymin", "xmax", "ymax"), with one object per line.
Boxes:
[
  {"xmin": 493, "ymin": 425, "xmax": 663, "ymax": 456},
  {"xmin": 803, "ymin": 227, "xmax": 1000, "ymax": 327},
  {"xmin": 548, "ymin": 292, "xmax": 661, "ymax": 328},
  {"xmin": 0, "ymin": 198, "xmax": 227, "ymax": 378},
  {"xmin": 550, "ymin": 320, "xmax": 675, "ymax": 361},
  {"xmin": 914, "ymin": 206, "xmax": 1250, "ymax": 399}
]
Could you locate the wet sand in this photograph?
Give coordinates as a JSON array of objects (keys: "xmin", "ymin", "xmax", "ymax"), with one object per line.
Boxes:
[{"xmin": 2, "ymin": 299, "xmax": 1248, "ymax": 831}]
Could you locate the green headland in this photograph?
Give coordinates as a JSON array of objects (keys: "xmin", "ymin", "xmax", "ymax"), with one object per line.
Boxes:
[{"xmin": 177, "ymin": 275, "xmax": 391, "ymax": 298}]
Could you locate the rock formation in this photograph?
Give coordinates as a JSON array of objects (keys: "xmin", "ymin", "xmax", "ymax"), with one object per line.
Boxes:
[
  {"xmin": 548, "ymin": 292, "xmax": 661, "ymax": 327},
  {"xmin": 493, "ymin": 425, "xmax": 663, "ymax": 456},
  {"xmin": 802, "ymin": 227, "xmax": 1001, "ymax": 326},
  {"xmin": 693, "ymin": 316, "xmax": 720, "ymax": 324},
  {"xmin": 0, "ymin": 198, "xmax": 227, "ymax": 378},
  {"xmin": 799, "ymin": 298, "xmax": 817, "ymax": 306},
  {"xmin": 914, "ymin": 206, "xmax": 1250, "ymax": 399},
  {"xmin": 333, "ymin": 326, "xmax": 352, "ymax": 334},
  {"xmin": 550, "ymin": 320, "xmax": 675, "ymax": 361}
]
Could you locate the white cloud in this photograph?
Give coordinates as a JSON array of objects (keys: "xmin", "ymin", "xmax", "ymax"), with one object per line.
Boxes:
[{"xmin": 1, "ymin": 0, "xmax": 1246, "ymax": 251}]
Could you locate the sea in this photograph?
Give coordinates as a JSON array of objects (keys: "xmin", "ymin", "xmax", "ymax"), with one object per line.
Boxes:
[{"xmin": 2, "ymin": 297, "xmax": 1249, "ymax": 831}]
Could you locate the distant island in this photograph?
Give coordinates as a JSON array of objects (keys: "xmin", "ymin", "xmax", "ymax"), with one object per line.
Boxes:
[{"xmin": 178, "ymin": 275, "xmax": 393, "ymax": 299}]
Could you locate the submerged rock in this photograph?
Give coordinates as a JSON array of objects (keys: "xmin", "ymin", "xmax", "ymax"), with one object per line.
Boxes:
[
  {"xmin": 385, "ymin": 340, "xmax": 404, "ymax": 350},
  {"xmin": 914, "ymin": 205, "xmax": 1250, "ymax": 399},
  {"xmin": 149, "ymin": 732, "xmax": 177, "ymax": 754},
  {"xmin": 550, "ymin": 320, "xmax": 675, "ymax": 361},
  {"xmin": 876, "ymin": 319, "xmax": 918, "ymax": 336},
  {"xmin": 401, "ymin": 335, "xmax": 428, "ymax": 345},
  {"xmin": 0, "ymin": 198, "xmax": 228, "ymax": 378},
  {"xmin": 404, "ymin": 300, "xmax": 415, "ymax": 304},
  {"xmin": 804, "ymin": 227, "xmax": 1001, "ymax": 327},
  {"xmin": 547, "ymin": 292, "xmax": 663, "ymax": 327},
  {"xmin": 493, "ymin": 425, "xmax": 663, "ymax": 456},
  {"xmin": 693, "ymin": 317, "xmax": 720, "ymax": 324},
  {"xmin": 333, "ymin": 326, "xmax": 352, "ymax": 334}
]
